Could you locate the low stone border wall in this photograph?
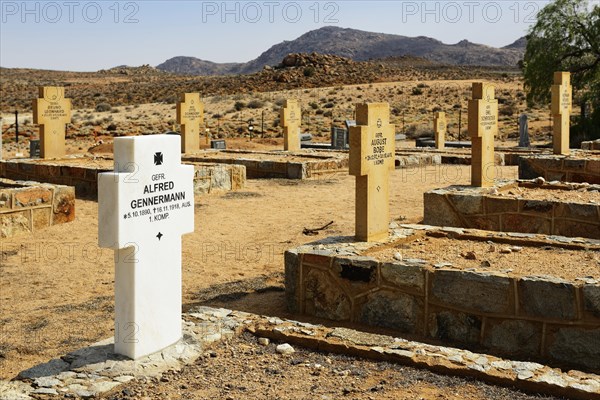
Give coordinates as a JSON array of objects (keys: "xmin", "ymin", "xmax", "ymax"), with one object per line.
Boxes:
[
  {"xmin": 0, "ymin": 178, "xmax": 75, "ymax": 238},
  {"xmin": 285, "ymin": 226, "xmax": 600, "ymax": 372},
  {"xmin": 2, "ymin": 307, "xmax": 599, "ymax": 399},
  {"xmin": 0, "ymin": 159, "xmax": 245, "ymax": 198},
  {"xmin": 582, "ymin": 140, "xmax": 600, "ymax": 151},
  {"xmin": 519, "ymin": 154, "xmax": 600, "ymax": 184},
  {"xmin": 183, "ymin": 150, "xmax": 349, "ymax": 179},
  {"xmin": 423, "ymin": 180, "xmax": 600, "ymax": 239}
]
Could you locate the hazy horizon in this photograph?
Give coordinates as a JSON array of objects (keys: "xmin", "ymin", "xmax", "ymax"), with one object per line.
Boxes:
[{"xmin": 0, "ymin": 1, "xmax": 550, "ymax": 72}]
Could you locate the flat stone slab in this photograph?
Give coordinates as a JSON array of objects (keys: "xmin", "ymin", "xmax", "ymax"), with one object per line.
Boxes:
[{"xmin": 1, "ymin": 307, "xmax": 598, "ymax": 400}]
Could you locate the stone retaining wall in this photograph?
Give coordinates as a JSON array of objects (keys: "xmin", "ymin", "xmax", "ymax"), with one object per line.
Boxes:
[
  {"xmin": 0, "ymin": 178, "xmax": 75, "ymax": 237},
  {"xmin": 582, "ymin": 140, "xmax": 600, "ymax": 151},
  {"xmin": 0, "ymin": 159, "xmax": 245, "ymax": 198},
  {"xmin": 183, "ymin": 154, "xmax": 348, "ymax": 179},
  {"xmin": 423, "ymin": 181, "xmax": 600, "ymax": 239},
  {"xmin": 285, "ymin": 229, "xmax": 600, "ymax": 372},
  {"xmin": 519, "ymin": 155, "xmax": 600, "ymax": 184}
]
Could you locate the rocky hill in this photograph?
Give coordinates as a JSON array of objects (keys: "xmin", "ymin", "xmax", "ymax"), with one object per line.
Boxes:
[{"xmin": 157, "ymin": 26, "xmax": 526, "ymax": 75}]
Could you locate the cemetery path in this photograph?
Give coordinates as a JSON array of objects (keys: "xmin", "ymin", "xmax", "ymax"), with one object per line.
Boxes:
[{"xmin": 1, "ymin": 165, "xmax": 521, "ymax": 393}]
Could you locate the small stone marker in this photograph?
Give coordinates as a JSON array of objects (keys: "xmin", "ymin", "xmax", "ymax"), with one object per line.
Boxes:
[
  {"xmin": 176, "ymin": 93, "xmax": 204, "ymax": 154},
  {"xmin": 210, "ymin": 139, "xmax": 226, "ymax": 149},
  {"xmin": 29, "ymin": 139, "xmax": 40, "ymax": 158},
  {"xmin": 32, "ymin": 86, "xmax": 72, "ymax": 159},
  {"xmin": 551, "ymin": 72, "xmax": 572, "ymax": 155},
  {"xmin": 281, "ymin": 99, "xmax": 301, "ymax": 151},
  {"xmin": 518, "ymin": 114, "xmax": 530, "ymax": 147},
  {"xmin": 433, "ymin": 111, "xmax": 447, "ymax": 149},
  {"xmin": 98, "ymin": 135, "xmax": 194, "ymax": 359},
  {"xmin": 468, "ymin": 82, "xmax": 498, "ymax": 187},
  {"xmin": 349, "ymin": 103, "xmax": 395, "ymax": 242}
]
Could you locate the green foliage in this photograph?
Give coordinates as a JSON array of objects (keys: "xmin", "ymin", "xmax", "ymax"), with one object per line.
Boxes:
[{"xmin": 523, "ymin": 0, "xmax": 600, "ymax": 138}]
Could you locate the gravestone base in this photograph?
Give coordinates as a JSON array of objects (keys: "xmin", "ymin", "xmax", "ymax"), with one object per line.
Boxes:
[
  {"xmin": 284, "ymin": 225, "xmax": 600, "ymax": 372},
  {"xmin": 423, "ymin": 179, "xmax": 600, "ymax": 239},
  {"xmin": 519, "ymin": 154, "xmax": 600, "ymax": 184},
  {"xmin": 0, "ymin": 157, "xmax": 245, "ymax": 198},
  {"xmin": 0, "ymin": 178, "xmax": 75, "ymax": 238}
]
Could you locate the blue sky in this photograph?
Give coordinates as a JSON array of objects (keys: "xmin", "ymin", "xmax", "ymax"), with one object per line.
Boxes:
[{"xmin": 0, "ymin": 0, "xmax": 555, "ymax": 71}]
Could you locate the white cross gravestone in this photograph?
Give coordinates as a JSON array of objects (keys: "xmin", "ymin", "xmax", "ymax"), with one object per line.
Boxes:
[{"xmin": 98, "ymin": 135, "xmax": 194, "ymax": 359}]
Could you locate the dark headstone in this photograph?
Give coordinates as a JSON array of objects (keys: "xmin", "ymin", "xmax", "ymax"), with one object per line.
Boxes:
[
  {"xmin": 519, "ymin": 114, "xmax": 530, "ymax": 147},
  {"xmin": 29, "ymin": 139, "xmax": 40, "ymax": 158},
  {"xmin": 210, "ymin": 139, "xmax": 226, "ymax": 149},
  {"xmin": 331, "ymin": 127, "xmax": 349, "ymax": 149}
]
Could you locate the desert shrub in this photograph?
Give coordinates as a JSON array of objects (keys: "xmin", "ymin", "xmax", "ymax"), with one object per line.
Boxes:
[
  {"xmin": 323, "ymin": 102, "xmax": 335, "ymax": 108},
  {"xmin": 411, "ymin": 87, "xmax": 423, "ymax": 96},
  {"xmin": 417, "ymin": 83, "xmax": 429, "ymax": 88},
  {"xmin": 499, "ymin": 104, "xmax": 516, "ymax": 116},
  {"xmin": 234, "ymin": 101, "xmax": 246, "ymax": 111},
  {"xmin": 315, "ymin": 109, "xmax": 324, "ymax": 115},
  {"xmin": 95, "ymin": 103, "xmax": 112, "ymax": 112},
  {"xmin": 107, "ymin": 123, "xmax": 118, "ymax": 131},
  {"xmin": 323, "ymin": 111, "xmax": 333, "ymax": 117},
  {"xmin": 247, "ymin": 99, "xmax": 265, "ymax": 109},
  {"xmin": 309, "ymin": 102, "xmax": 319, "ymax": 110}
]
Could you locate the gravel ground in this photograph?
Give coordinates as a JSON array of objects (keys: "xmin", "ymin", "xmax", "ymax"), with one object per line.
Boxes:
[{"xmin": 99, "ymin": 332, "xmax": 564, "ymax": 400}]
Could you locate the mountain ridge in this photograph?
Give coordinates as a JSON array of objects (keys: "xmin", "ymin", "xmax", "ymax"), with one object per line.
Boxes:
[{"xmin": 156, "ymin": 26, "xmax": 526, "ymax": 76}]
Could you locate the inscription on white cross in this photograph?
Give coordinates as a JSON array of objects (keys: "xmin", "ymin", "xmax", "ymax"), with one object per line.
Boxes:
[{"xmin": 98, "ymin": 135, "xmax": 194, "ymax": 359}]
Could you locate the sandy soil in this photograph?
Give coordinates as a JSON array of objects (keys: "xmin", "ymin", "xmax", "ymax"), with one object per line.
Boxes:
[
  {"xmin": 0, "ymin": 165, "xmax": 519, "ymax": 381},
  {"xmin": 371, "ymin": 236, "xmax": 600, "ymax": 281}
]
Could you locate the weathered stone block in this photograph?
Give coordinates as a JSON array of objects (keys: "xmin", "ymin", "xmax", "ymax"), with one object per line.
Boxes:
[
  {"xmin": 32, "ymin": 207, "xmax": 51, "ymax": 230},
  {"xmin": 555, "ymin": 202, "xmax": 599, "ymax": 220},
  {"xmin": 483, "ymin": 319, "xmax": 542, "ymax": 356},
  {"xmin": 431, "ymin": 270, "xmax": 512, "ymax": 314},
  {"xmin": 423, "ymin": 191, "xmax": 462, "ymax": 227},
  {"xmin": 333, "ymin": 256, "xmax": 379, "ymax": 295},
  {"xmin": 303, "ymin": 252, "xmax": 333, "ymax": 268},
  {"xmin": 52, "ymin": 186, "xmax": 75, "ymax": 224},
  {"xmin": 465, "ymin": 214, "xmax": 500, "ymax": 231},
  {"xmin": 14, "ymin": 187, "xmax": 52, "ymax": 208},
  {"xmin": 583, "ymin": 284, "xmax": 600, "ymax": 319},
  {"xmin": 0, "ymin": 211, "xmax": 30, "ymax": 238},
  {"xmin": 287, "ymin": 163, "xmax": 305, "ymax": 179},
  {"xmin": 303, "ymin": 267, "xmax": 351, "ymax": 320},
  {"xmin": 553, "ymin": 219, "xmax": 600, "ymax": 239},
  {"xmin": 450, "ymin": 194, "xmax": 484, "ymax": 215},
  {"xmin": 520, "ymin": 200, "xmax": 555, "ymax": 216},
  {"xmin": 485, "ymin": 196, "xmax": 519, "ymax": 214},
  {"xmin": 380, "ymin": 262, "xmax": 425, "ymax": 293},
  {"xmin": 519, "ymin": 277, "xmax": 577, "ymax": 320},
  {"xmin": 501, "ymin": 213, "xmax": 551, "ymax": 234},
  {"xmin": 359, "ymin": 290, "xmax": 424, "ymax": 333},
  {"xmin": 284, "ymin": 250, "xmax": 301, "ymax": 313},
  {"xmin": 429, "ymin": 309, "xmax": 482, "ymax": 345},
  {"xmin": 0, "ymin": 191, "xmax": 12, "ymax": 210},
  {"xmin": 548, "ymin": 327, "xmax": 600, "ymax": 370}
]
